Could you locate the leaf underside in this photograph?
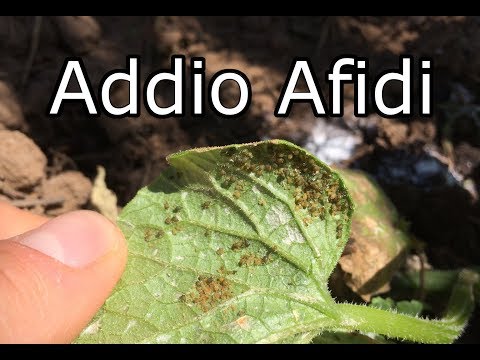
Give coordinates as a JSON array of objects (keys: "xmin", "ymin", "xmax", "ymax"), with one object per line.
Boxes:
[{"xmin": 76, "ymin": 140, "xmax": 355, "ymax": 343}]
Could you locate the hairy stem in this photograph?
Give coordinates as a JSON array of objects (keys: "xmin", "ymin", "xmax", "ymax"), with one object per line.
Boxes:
[
  {"xmin": 336, "ymin": 269, "xmax": 479, "ymax": 344},
  {"xmin": 337, "ymin": 303, "xmax": 459, "ymax": 343}
]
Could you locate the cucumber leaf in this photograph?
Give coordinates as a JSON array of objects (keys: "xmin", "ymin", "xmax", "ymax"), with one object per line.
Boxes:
[{"xmin": 77, "ymin": 140, "xmax": 353, "ymax": 343}]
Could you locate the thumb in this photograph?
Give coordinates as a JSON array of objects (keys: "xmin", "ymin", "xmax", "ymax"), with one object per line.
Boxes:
[{"xmin": 0, "ymin": 211, "xmax": 127, "ymax": 343}]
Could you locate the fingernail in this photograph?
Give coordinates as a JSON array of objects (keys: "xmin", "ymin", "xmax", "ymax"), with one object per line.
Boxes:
[{"xmin": 14, "ymin": 211, "xmax": 120, "ymax": 268}]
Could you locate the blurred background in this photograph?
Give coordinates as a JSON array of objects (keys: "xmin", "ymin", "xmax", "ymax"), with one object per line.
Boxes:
[{"xmin": 0, "ymin": 16, "xmax": 479, "ymax": 341}]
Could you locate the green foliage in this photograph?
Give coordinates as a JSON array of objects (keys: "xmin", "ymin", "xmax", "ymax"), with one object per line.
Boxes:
[
  {"xmin": 370, "ymin": 297, "xmax": 423, "ymax": 317},
  {"xmin": 76, "ymin": 140, "xmax": 478, "ymax": 344}
]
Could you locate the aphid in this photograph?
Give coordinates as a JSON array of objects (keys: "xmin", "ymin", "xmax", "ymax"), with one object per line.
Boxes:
[
  {"xmin": 231, "ymin": 239, "xmax": 249, "ymax": 251},
  {"xmin": 238, "ymin": 255, "xmax": 249, "ymax": 267},
  {"xmin": 204, "ymin": 229, "xmax": 211, "ymax": 237},
  {"xmin": 303, "ymin": 216, "xmax": 312, "ymax": 226},
  {"xmin": 216, "ymin": 248, "xmax": 225, "ymax": 256},
  {"xmin": 218, "ymin": 265, "xmax": 237, "ymax": 275},
  {"xmin": 171, "ymin": 216, "xmax": 179, "ymax": 223},
  {"xmin": 164, "ymin": 201, "xmax": 170, "ymax": 210},
  {"xmin": 233, "ymin": 190, "xmax": 241, "ymax": 199},
  {"xmin": 242, "ymin": 163, "xmax": 255, "ymax": 173},
  {"xmin": 172, "ymin": 226, "xmax": 181, "ymax": 235},
  {"xmin": 336, "ymin": 223, "xmax": 344, "ymax": 238},
  {"xmin": 262, "ymin": 253, "xmax": 271, "ymax": 264},
  {"xmin": 258, "ymin": 198, "xmax": 266, "ymax": 206},
  {"xmin": 173, "ymin": 206, "xmax": 182, "ymax": 213},
  {"xmin": 144, "ymin": 228, "xmax": 153, "ymax": 242},
  {"xmin": 143, "ymin": 229, "xmax": 165, "ymax": 242},
  {"xmin": 165, "ymin": 217, "xmax": 172, "ymax": 225}
]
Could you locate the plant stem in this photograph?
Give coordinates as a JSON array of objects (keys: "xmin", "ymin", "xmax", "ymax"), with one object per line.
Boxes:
[
  {"xmin": 336, "ymin": 269, "xmax": 479, "ymax": 344},
  {"xmin": 337, "ymin": 303, "xmax": 459, "ymax": 343}
]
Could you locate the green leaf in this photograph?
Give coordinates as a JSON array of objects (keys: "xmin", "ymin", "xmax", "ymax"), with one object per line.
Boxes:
[
  {"xmin": 76, "ymin": 140, "xmax": 477, "ymax": 344},
  {"xmin": 77, "ymin": 140, "xmax": 354, "ymax": 343},
  {"xmin": 370, "ymin": 297, "xmax": 396, "ymax": 312},
  {"xmin": 396, "ymin": 300, "xmax": 423, "ymax": 317},
  {"xmin": 370, "ymin": 297, "xmax": 423, "ymax": 317}
]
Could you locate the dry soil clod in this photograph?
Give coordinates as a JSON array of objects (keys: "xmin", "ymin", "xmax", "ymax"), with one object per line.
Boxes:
[{"xmin": 0, "ymin": 130, "xmax": 46, "ymax": 190}]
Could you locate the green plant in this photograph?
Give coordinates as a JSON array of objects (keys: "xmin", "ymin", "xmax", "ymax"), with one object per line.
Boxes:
[{"xmin": 77, "ymin": 140, "xmax": 478, "ymax": 344}]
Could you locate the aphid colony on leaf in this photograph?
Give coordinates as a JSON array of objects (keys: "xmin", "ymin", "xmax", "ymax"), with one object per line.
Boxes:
[
  {"xmin": 231, "ymin": 239, "xmax": 250, "ymax": 251},
  {"xmin": 238, "ymin": 252, "xmax": 271, "ymax": 267},
  {"xmin": 164, "ymin": 216, "xmax": 179, "ymax": 225},
  {"xmin": 180, "ymin": 275, "xmax": 233, "ymax": 312},
  {"xmin": 216, "ymin": 143, "xmax": 350, "ymax": 229},
  {"xmin": 143, "ymin": 227, "xmax": 165, "ymax": 242},
  {"xmin": 161, "ymin": 201, "xmax": 183, "ymax": 235}
]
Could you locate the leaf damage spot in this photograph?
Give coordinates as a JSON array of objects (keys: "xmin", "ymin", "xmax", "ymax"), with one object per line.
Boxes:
[
  {"xmin": 81, "ymin": 318, "xmax": 101, "ymax": 335},
  {"xmin": 155, "ymin": 334, "xmax": 172, "ymax": 343},
  {"xmin": 234, "ymin": 315, "xmax": 250, "ymax": 330},
  {"xmin": 124, "ymin": 319, "xmax": 137, "ymax": 334},
  {"xmin": 283, "ymin": 226, "xmax": 304, "ymax": 245},
  {"xmin": 265, "ymin": 204, "xmax": 291, "ymax": 227}
]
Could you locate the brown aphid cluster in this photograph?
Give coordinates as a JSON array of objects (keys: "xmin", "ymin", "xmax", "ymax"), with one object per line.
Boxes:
[
  {"xmin": 171, "ymin": 225, "xmax": 182, "ymax": 235},
  {"xmin": 180, "ymin": 275, "xmax": 233, "ymax": 312},
  {"xmin": 238, "ymin": 252, "xmax": 271, "ymax": 267},
  {"xmin": 164, "ymin": 215, "xmax": 179, "ymax": 225},
  {"xmin": 162, "ymin": 201, "xmax": 182, "ymax": 235},
  {"xmin": 231, "ymin": 239, "xmax": 250, "ymax": 251},
  {"xmin": 336, "ymin": 223, "xmax": 344, "ymax": 239},
  {"xmin": 232, "ymin": 180, "xmax": 246, "ymax": 199},
  {"xmin": 218, "ymin": 143, "xmax": 350, "ymax": 229},
  {"xmin": 143, "ymin": 227, "xmax": 165, "ymax": 242}
]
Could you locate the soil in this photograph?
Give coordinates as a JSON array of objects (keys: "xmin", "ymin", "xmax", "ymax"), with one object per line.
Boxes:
[{"xmin": 0, "ymin": 16, "xmax": 479, "ymax": 342}]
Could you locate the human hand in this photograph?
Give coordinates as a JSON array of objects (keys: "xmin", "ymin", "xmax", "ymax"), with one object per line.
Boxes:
[{"xmin": 0, "ymin": 201, "xmax": 127, "ymax": 343}]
